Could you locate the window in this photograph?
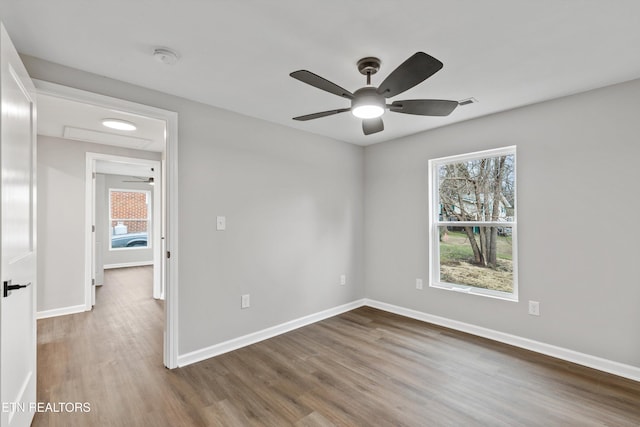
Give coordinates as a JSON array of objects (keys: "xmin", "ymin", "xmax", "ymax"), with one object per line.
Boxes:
[
  {"xmin": 109, "ymin": 189, "xmax": 151, "ymax": 250},
  {"xmin": 428, "ymin": 146, "xmax": 517, "ymax": 300}
]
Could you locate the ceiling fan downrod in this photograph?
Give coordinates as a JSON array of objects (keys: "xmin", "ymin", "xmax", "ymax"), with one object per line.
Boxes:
[{"xmin": 357, "ymin": 57, "xmax": 381, "ymax": 86}]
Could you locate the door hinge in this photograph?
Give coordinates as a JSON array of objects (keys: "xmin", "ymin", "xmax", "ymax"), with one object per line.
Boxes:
[
  {"xmin": 92, "ymin": 278, "xmax": 95, "ymax": 285},
  {"xmin": 92, "ymin": 225, "xmax": 95, "ymax": 232},
  {"xmin": 166, "ymin": 251, "xmax": 171, "ymax": 259}
]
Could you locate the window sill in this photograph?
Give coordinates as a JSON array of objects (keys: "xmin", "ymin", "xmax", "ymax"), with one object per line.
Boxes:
[
  {"xmin": 109, "ymin": 246, "xmax": 151, "ymax": 252},
  {"xmin": 429, "ymin": 282, "xmax": 518, "ymax": 302}
]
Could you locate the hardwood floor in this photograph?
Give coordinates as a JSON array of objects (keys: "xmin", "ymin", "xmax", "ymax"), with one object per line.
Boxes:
[{"xmin": 35, "ymin": 267, "xmax": 640, "ymax": 426}]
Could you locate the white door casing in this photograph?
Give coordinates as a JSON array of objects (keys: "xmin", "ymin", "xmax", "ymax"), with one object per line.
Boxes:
[
  {"xmin": 91, "ymin": 172, "xmax": 96, "ymax": 306},
  {"xmin": 88, "ymin": 155, "xmax": 162, "ymax": 298},
  {"xmin": 94, "ymin": 174, "xmax": 105, "ymax": 287},
  {"xmin": 34, "ymin": 80, "xmax": 179, "ymax": 369},
  {"xmin": 0, "ymin": 23, "xmax": 37, "ymax": 427}
]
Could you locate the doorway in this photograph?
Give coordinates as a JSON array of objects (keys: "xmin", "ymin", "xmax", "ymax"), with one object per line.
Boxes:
[
  {"xmin": 89, "ymin": 155, "xmax": 163, "ymax": 304},
  {"xmin": 35, "ymin": 80, "xmax": 179, "ymax": 368}
]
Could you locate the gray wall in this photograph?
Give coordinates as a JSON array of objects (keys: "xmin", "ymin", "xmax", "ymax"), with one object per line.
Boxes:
[
  {"xmin": 37, "ymin": 135, "xmax": 161, "ymax": 312},
  {"xmin": 364, "ymin": 78, "xmax": 640, "ymax": 367},
  {"xmin": 27, "ymin": 56, "xmax": 365, "ymax": 354},
  {"xmin": 99, "ymin": 174, "xmax": 154, "ymax": 267},
  {"xmin": 31, "ymin": 53, "xmax": 640, "ymax": 369}
]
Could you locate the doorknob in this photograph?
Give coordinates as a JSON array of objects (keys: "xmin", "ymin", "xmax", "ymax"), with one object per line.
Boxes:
[{"xmin": 3, "ymin": 280, "xmax": 31, "ymax": 298}]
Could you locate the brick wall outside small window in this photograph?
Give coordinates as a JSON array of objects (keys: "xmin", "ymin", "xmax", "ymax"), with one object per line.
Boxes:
[{"xmin": 110, "ymin": 191, "xmax": 149, "ymax": 233}]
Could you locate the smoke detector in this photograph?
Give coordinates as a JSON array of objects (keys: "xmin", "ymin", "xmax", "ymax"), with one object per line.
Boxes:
[{"xmin": 153, "ymin": 48, "xmax": 179, "ymax": 65}]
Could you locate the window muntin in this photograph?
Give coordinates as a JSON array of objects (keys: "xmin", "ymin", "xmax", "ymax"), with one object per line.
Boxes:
[
  {"xmin": 429, "ymin": 147, "xmax": 517, "ymax": 300},
  {"xmin": 109, "ymin": 189, "xmax": 151, "ymax": 250}
]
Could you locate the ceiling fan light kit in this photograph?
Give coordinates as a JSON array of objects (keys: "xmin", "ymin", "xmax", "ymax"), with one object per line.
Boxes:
[
  {"xmin": 290, "ymin": 52, "xmax": 459, "ymax": 135},
  {"xmin": 351, "ymin": 87, "xmax": 385, "ymax": 119}
]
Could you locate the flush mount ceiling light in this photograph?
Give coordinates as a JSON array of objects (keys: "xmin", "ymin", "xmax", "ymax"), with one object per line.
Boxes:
[
  {"xmin": 101, "ymin": 118, "xmax": 137, "ymax": 131},
  {"xmin": 153, "ymin": 47, "xmax": 179, "ymax": 65}
]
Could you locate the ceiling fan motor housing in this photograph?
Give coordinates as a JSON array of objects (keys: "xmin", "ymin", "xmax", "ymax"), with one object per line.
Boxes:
[
  {"xmin": 357, "ymin": 57, "xmax": 381, "ymax": 75},
  {"xmin": 351, "ymin": 87, "xmax": 386, "ymax": 119}
]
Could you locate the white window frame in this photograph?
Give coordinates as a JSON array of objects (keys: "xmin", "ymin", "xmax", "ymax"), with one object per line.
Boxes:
[
  {"xmin": 109, "ymin": 188, "xmax": 152, "ymax": 251},
  {"xmin": 428, "ymin": 146, "xmax": 518, "ymax": 301}
]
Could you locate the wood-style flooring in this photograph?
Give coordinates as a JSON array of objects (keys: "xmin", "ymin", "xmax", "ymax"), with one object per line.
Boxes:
[{"xmin": 34, "ymin": 266, "xmax": 640, "ymax": 426}]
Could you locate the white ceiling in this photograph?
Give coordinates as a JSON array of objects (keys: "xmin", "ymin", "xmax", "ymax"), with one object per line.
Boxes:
[{"xmin": 2, "ymin": 1, "xmax": 640, "ymax": 146}]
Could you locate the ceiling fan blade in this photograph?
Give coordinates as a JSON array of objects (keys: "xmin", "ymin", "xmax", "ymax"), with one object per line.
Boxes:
[
  {"xmin": 362, "ymin": 117, "xmax": 384, "ymax": 135},
  {"xmin": 293, "ymin": 108, "xmax": 351, "ymax": 121},
  {"xmin": 390, "ymin": 99, "xmax": 458, "ymax": 116},
  {"xmin": 290, "ymin": 70, "xmax": 354, "ymax": 99},
  {"xmin": 123, "ymin": 176, "xmax": 153, "ymax": 183},
  {"xmin": 377, "ymin": 52, "xmax": 443, "ymax": 98}
]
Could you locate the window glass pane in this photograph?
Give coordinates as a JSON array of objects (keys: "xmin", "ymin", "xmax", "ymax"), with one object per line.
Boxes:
[
  {"xmin": 111, "ymin": 220, "xmax": 148, "ymax": 234},
  {"xmin": 110, "ymin": 191, "xmax": 148, "ymax": 220},
  {"xmin": 438, "ymin": 154, "xmax": 515, "ymax": 222},
  {"xmin": 439, "ymin": 226, "xmax": 513, "ymax": 293},
  {"xmin": 110, "ymin": 190, "xmax": 150, "ymax": 249}
]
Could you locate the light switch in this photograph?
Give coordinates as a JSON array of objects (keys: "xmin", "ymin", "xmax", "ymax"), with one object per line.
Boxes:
[
  {"xmin": 216, "ymin": 216, "xmax": 226, "ymax": 231},
  {"xmin": 241, "ymin": 294, "xmax": 250, "ymax": 309}
]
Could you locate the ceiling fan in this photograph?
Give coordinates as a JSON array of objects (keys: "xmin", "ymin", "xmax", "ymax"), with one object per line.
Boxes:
[
  {"xmin": 122, "ymin": 167, "xmax": 155, "ymax": 185},
  {"xmin": 290, "ymin": 52, "xmax": 458, "ymax": 135},
  {"xmin": 123, "ymin": 176, "xmax": 154, "ymax": 185}
]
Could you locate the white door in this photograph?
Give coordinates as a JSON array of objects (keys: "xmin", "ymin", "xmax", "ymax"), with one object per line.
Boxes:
[{"xmin": 0, "ymin": 23, "xmax": 37, "ymax": 427}]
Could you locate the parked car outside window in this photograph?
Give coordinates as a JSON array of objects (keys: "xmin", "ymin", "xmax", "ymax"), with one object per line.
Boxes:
[{"xmin": 111, "ymin": 232, "xmax": 148, "ymax": 248}]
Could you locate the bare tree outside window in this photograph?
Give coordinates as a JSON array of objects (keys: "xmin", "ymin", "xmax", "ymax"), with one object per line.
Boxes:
[{"xmin": 429, "ymin": 147, "xmax": 517, "ymax": 299}]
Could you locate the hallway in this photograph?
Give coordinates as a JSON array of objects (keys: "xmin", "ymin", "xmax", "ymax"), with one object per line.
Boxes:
[{"xmin": 34, "ymin": 266, "xmax": 168, "ymax": 426}]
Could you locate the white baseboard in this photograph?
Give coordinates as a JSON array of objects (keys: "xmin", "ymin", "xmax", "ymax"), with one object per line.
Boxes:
[
  {"xmin": 37, "ymin": 304, "xmax": 87, "ymax": 319},
  {"xmin": 176, "ymin": 297, "xmax": 640, "ymax": 382},
  {"xmin": 104, "ymin": 261, "xmax": 153, "ymax": 269},
  {"xmin": 364, "ymin": 299, "xmax": 640, "ymax": 383},
  {"xmin": 177, "ymin": 299, "xmax": 367, "ymax": 367}
]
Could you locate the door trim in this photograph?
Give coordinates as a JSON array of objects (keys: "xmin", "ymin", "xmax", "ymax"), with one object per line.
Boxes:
[
  {"xmin": 34, "ymin": 80, "xmax": 179, "ymax": 369},
  {"xmin": 87, "ymin": 154, "xmax": 162, "ymax": 302}
]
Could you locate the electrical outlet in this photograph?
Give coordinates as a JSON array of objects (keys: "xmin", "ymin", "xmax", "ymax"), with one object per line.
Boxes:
[
  {"xmin": 241, "ymin": 294, "xmax": 250, "ymax": 309},
  {"xmin": 528, "ymin": 300, "xmax": 540, "ymax": 316},
  {"xmin": 416, "ymin": 278, "xmax": 423, "ymax": 290},
  {"xmin": 340, "ymin": 274, "xmax": 346, "ymax": 285}
]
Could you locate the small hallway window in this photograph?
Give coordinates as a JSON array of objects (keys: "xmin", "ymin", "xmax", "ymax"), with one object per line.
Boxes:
[{"xmin": 109, "ymin": 189, "xmax": 151, "ymax": 249}]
